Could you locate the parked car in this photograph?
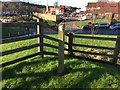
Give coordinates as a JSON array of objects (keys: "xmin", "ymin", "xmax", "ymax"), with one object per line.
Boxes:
[
  {"xmin": 109, "ymin": 23, "xmax": 120, "ymax": 30},
  {"xmin": 94, "ymin": 22, "xmax": 109, "ymax": 28},
  {"xmin": 83, "ymin": 22, "xmax": 93, "ymax": 30},
  {"xmin": 78, "ymin": 16, "xmax": 86, "ymax": 21}
]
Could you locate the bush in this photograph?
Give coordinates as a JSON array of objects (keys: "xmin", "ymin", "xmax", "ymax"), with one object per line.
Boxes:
[{"xmin": 111, "ymin": 19, "xmax": 120, "ymax": 25}]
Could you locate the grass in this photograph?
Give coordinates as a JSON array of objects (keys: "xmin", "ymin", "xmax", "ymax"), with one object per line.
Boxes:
[
  {"xmin": 1, "ymin": 56, "xmax": 120, "ymax": 89},
  {"xmin": 73, "ymin": 34, "xmax": 116, "ymax": 50},
  {"xmin": 1, "ymin": 34, "xmax": 120, "ymax": 89},
  {"xmin": 1, "ymin": 38, "xmax": 38, "ymax": 63},
  {"xmin": 43, "ymin": 20, "xmax": 56, "ymax": 27},
  {"xmin": 75, "ymin": 19, "xmax": 108, "ymax": 28}
]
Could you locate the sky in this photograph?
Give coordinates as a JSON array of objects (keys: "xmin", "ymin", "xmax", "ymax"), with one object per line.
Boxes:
[{"xmin": 1, "ymin": 0, "xmax": 120, "ymax": 11}]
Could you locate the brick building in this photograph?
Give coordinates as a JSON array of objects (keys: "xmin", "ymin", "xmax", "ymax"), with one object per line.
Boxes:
[
  {"xmin": 49, "ymin": 5, "xmax": 65, "ymax": 15},
  {"xmin": 86, "ymin": 2, "xmax": 120, "ymax": 19}
]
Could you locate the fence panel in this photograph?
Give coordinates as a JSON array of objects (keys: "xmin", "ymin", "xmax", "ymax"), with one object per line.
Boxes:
[
  {"xmin": 1, "ymin": 22, "xmax": 60, "ymax": 68},
  {"xmin": 65, "ymin": 33, "xmax": 119, "ymax": 64}
]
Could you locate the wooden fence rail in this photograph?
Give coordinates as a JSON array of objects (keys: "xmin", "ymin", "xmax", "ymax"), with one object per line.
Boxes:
[
  {"xmin": 1, "ymin": 52, "xmax": 40, "ymax": 68},
  {"xmin": 72, "ymin": 43, "xmax": 115, "ymax": 50},
  {"xmin": 2, "ymin": 22, "xmax": 41, "ymax": 26},
  {"xmin": 1, "ymin": 21, "xmax": 120, "ymax": 74},
  {"xmin": 73, "ymin": 35, "xmax": 116, "ymax": 41},
  {"xmin": 2, "ymin": 44, "xmax": 40, "ymax": 56},
  {"xmin": 1, "ymin": 34, "xmax": 41, "ymax": 44}
]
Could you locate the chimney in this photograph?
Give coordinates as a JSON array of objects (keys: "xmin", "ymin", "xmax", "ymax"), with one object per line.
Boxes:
[{"xmin": 46, "ymin": 0, "xmax": 48, "ymax": 12}]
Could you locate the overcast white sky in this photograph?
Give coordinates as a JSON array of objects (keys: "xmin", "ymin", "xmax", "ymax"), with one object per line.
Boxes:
[{"xmin": 1, "ymin": 0, "xmax": 120, "ymax": 11}]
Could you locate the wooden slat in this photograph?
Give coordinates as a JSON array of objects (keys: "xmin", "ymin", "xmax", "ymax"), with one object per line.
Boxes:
[
  {"xmin": 65, "ymin": 34, "xmax": 116, "ymax": 41},
  {"xmin": 64, "ymin": 49, "xmax": 113, "ymax": 58},
  {"xmin": 2, "ymin": 44, "xmax": 40, "ymax": 56},
  {"xmin": 2, "ymin": 22, "xmax": 42, "ymax": 26},
  {"xmin": 1, "ymin": 34, "xmax": 41, "ymax": 44},
  {"xmin": 73, "ymin": 49, "xmax": 113, "ymax": 57},
  {"xmin": 44, "ymin": 51, "xmax": 58, "ymax": 56},
  {"xmin": 64, "ymin": 48, "xmax": 69, "ymax": 51},
  {"xmin": 43, "ymin": 35, "xmax": 59, "ymax": 42},
  {"xmin": 72, "ymin": 43, "xmax": 115, "ymax": 50},
  {"xmin": 74, "ymin": 35, "xmax": 116, "ymax": 41},
  {"xmin": 64, "ymin": 41, "xmax": 69, "ymax": 45},
  {"xmin": 1, "ymin": 52, "xmax": 40, "ymax": 68},
  {"xmin": 43, "ymin": 43, "xmax": 58, "ymax": 49}
]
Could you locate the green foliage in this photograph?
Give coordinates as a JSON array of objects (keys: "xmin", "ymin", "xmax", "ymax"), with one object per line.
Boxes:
[{"xmin": 111, "ymin": 19, "xmax": 120, "ymax": 25}]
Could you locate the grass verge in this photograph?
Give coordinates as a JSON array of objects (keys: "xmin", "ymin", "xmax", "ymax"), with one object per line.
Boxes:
[{"xmin": 75, "ymin": 19, "xmax": 107, "ymax": 28}]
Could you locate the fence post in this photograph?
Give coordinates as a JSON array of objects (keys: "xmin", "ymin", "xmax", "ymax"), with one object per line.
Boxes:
[
  {"xmin": 37, "ymin": 19, "xmax": 44, "ymax": 58},
  {"xmin": 68, "ymin": 33, "xmax": 74, "ymax": 55},
  {"xmin": 58, "ymin": 22, "xmax": 65, "ymax": 75},
  {"xmin": 113, "ymin": 35, "xmax": 120, "ymax": 64}
]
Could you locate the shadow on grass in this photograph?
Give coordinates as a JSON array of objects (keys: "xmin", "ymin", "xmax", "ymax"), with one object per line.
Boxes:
[
  {"xmin": 2, "ymin": 56, "xmax": 58, "ymax": 79},
  {"xmin": 64, "ymin": 59, "xmax": 120, "ymax": 88},
  {"xmin": 2, "ymin": 56, "xmax": 120, "ymax": 89}
]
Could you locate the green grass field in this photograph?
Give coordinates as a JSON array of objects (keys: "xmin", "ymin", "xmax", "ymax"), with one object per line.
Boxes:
[
  {"xmin": 75, "ymin": 19, "xmax": 107, "ymax": 28},
  {"xmin": 1, "ymin": 34, "xmax": 120, "ymax": 89}
]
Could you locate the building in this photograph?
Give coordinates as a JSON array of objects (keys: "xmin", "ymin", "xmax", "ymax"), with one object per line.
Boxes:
[
  {"xmin": 86, "ymin": 2, "xmax": 120, "ymax": 19},
  {"xmin": 49, "ymin": 5, "xmax": 65, "ymax": 15},
  {"xmin": 49, "ymin": 5, "xmax": 79, "ymax": 15}
]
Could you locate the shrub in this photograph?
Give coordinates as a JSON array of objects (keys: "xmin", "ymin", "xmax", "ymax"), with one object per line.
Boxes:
[{"xmin": 111, "ymin": 19, "xmax": 120, "ymax": 25}]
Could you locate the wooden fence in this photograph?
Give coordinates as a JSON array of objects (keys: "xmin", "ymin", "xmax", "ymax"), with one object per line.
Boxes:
[
  {"xmin": 1, "ymin": 21, "xmax": 59, "ymax": 67},
  {"xmin": 64, "ymin": 33, "xmax": 120, "ymax": 64},
  {"xmin": 1, "ymin": 21, "xmax": 120, "ymax": 75},
  {"xmin": 2, "ymin": 22, "xmax": 39, "ymax": 38}
]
